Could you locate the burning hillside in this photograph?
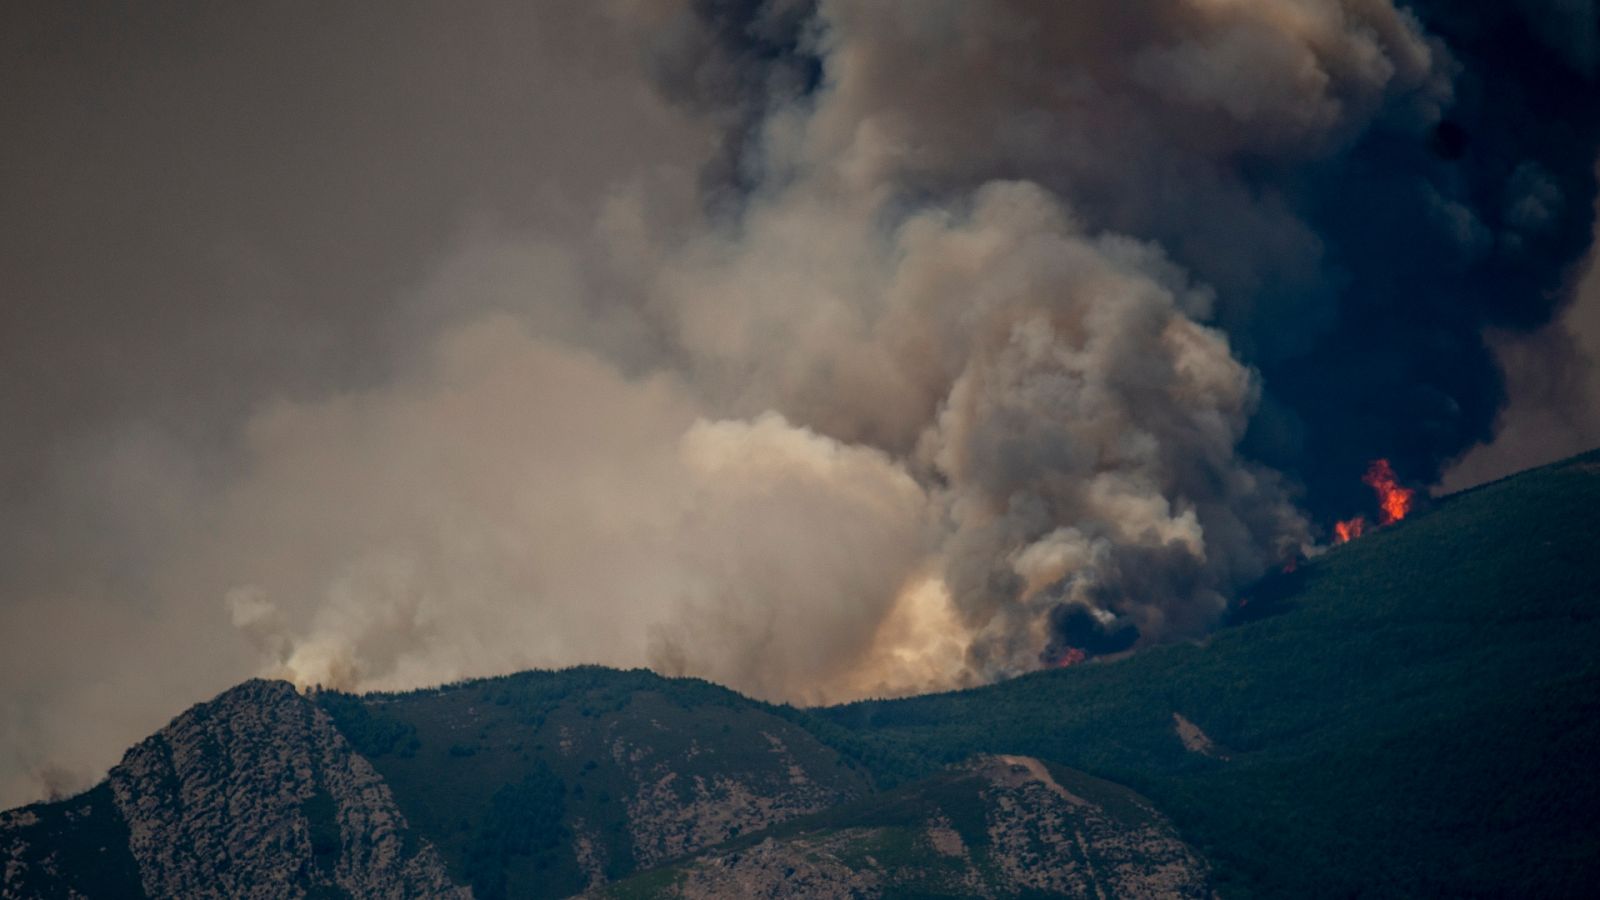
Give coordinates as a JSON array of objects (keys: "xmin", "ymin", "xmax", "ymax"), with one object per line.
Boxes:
[{"xmin": 2, "ymin": 1, "xmax": 1597, "ymax": 811}]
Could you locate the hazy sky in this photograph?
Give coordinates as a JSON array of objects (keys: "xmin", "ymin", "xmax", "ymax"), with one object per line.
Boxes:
[{"xmin": 3, "ymin": 1, "xmax": 1597, "ymax": 808}]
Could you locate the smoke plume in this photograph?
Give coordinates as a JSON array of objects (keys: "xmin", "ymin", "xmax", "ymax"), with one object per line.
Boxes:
[{"xmin": 1, "ymin": 0, "xmax": 1596, "ymax": 807}]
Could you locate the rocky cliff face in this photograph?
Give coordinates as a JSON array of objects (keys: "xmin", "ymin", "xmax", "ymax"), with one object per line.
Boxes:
[
  {"xmin": 107, "ymin": 679, "xmax": 465, "ymax": 898},
  {"xmin": 0, "ymin": 680, "xmax": 469, "ymax": 899},
  {"xmin": 108, "ymin": 679, "xmax": 464, "ymax": 896}
]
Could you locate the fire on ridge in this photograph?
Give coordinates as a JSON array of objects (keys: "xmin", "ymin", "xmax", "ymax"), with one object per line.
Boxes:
[
  {"xmin": 1055, "ymin": 458, "xmax": 1418, "ymax": 669},
  {"xmin": 1333, "ymin": 459, "xmax": 1417, "ymax": 546}
]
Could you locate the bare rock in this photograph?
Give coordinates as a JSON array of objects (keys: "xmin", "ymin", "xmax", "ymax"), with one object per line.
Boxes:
[{"xmin": 108, "ymin": 680, "xmax": 466, "ymax": 899}]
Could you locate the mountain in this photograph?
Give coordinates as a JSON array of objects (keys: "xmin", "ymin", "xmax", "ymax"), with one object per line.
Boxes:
[{"xmin": 5, "ymin": 449, "xmax": 1600, "ymax": 898}]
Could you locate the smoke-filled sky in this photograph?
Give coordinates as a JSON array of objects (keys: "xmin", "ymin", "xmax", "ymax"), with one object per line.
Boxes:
[{"xmin": 3, "ymin": 0, "xmax": 1598, "ymax": 807}]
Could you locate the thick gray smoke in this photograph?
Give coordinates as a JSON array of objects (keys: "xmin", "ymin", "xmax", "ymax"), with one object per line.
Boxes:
[
  {"xmin": 660, "ymin": 178, "xmax": 1311, "ymax": 676},
  {"xmin": 2, "ymin": 0, "xmax": 1596, "ymax": 807}
]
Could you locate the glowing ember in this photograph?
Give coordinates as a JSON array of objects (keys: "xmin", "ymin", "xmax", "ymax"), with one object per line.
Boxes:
[
  {"xmin": 1333, "ymin": 516, "xmax": 1367, "ymax": 545},
  {"xmin": 1049, "ymin": 647, "xmax": 1087, "ymax": 668},
  {"xmin": 1362, "ymin": 458, "xmax": 1414, "ymax": 525}
]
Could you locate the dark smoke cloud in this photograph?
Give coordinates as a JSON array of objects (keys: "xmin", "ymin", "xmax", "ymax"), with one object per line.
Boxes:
[
  {"xmin": 682, "ymin": 0, "xmax": 1600, "ymax": 521},
  {"xmin": 1258, "ymin": 1, "xmax": 1600, "ymax": 516},
  {"xmin": 1443, "ymin": 225, "xmax": 1600, "ymax": 490},
  {"xmin": 642, "ymin": 0, "xmax": 822, "ymax": 208},
  {"xmin": 2, "ymin": 0, "xmax": 1597, "ymax": 808},
  {"xmin": 1046, "ymin": 605, "xmax": 1140, "ymax": 661}
]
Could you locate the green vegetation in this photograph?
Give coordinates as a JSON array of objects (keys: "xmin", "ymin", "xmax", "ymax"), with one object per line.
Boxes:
[
  {"xmin": 602, "ymin": 866, "xmax": 685, "ymax": 900},
  {"xmin": 0, "ymin": 784, "xmax": 146, "ymax": 899},
  {"xmin": 316, "ymin": 691, "xmax": 418, "ymax": 758},
  {"xmin": 463, "ymin": 764, "xmax": 569, "ymax": 899},
  {"xmin": 301, "ymin": 786, "xmax": 343, "ymax": 880}
]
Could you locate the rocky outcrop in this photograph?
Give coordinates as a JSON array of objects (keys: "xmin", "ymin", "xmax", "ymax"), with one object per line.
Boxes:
[
  {"xmin": 601, "ymin": 754, "xmax": 1213, "ymax": 899},
  {"xmin": 624, "ymin": 766, "xmax": 845, "ymax": 870},
  {"xmin": 560, "ymin": 699, "xmax": 867, "ymax": 872},
  {"xmin": 977, "ymin": 755, "xmax": 1211, "ymax": 898},
  {"xmin": 665, "ymin": 833, "xmax": 879, "ymax": 899},
  {"xmin": 107, "ymin": 679, "xmax": 465, "ymax": 899}
]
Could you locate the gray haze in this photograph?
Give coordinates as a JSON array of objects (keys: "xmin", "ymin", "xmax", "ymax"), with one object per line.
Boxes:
[{"xmin": 3, "ymin": 0, "xmax": 1597, "ymax": 809}]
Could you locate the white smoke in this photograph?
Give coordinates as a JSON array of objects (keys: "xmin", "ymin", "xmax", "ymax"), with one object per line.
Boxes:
[{"xmin": 208, "ymin": 319, "xmax": 935, "ymax": 702}]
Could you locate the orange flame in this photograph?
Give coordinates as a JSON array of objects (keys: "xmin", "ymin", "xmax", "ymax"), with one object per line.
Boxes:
[
  {"xmin": 1333, "ymin": 516, "xmax": 1367, "ymax": 545},
  {"xmin": 1362, "ymin": 458, "xmax": 1414, "ymax": 525},
  {"xmin": 1049, "ymin": 647, "xmax": 1087, "ymax": 668},
  {"xmin": 1331, "ymin": 458, "xmax": 1414, "ymax": 545}
]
